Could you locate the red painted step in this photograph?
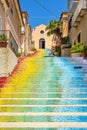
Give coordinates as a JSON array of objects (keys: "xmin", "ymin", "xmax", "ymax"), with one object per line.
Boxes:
[{"xmin": 0, "ymin": 77, "xmax": 7, "ymax": 88}]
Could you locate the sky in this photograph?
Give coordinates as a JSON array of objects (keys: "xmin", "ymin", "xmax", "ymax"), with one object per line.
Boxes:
[{"xmin": 20, "ymin": 0, "xmax": 67, "ymax": 29}]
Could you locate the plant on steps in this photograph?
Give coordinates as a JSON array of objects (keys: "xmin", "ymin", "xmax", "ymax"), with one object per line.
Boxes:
[{"xmin": 0, "ymin": 34, "xmax": 7, "ymax": 42}]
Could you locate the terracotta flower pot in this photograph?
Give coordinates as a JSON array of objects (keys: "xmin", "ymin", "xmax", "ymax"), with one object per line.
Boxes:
[
  {"xmin": 0, "ymin": 41, "xmax": 8, "ymax": 47},
  {"xmin": 81, "ymin": 52, "xmax": 87, "ymax": 57}
]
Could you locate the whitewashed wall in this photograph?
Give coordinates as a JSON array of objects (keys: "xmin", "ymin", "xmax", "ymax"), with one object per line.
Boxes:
[{"xmin": 0, "ymin": 48, "xmax": 18, "ymax": 77}]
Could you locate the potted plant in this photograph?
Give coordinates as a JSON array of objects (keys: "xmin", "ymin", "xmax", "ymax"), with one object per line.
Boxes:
[
  {"xmin": 81, "ymin": 46, "xmax": 87, "ymax": 57},
  {"xmin": 71, "ymin": 42, "xmax": 83, "ymax": 57},
  {"xmin": 0, "ymin": 33, "xmax": 8, "ymax": 47}
]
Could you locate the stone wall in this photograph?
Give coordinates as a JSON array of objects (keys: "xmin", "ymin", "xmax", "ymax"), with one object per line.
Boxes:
[
  {"xmin": 71, "ymin": 53, "xmax": 81, "ymax": 57},
  {"xmin": 61, "ymin": 48, "xmax": 71, "ymax": 57},
  {"xmin": 69, "ymin": 13, "xmax": 87, "ymax": 46},
  {"xmin": 0, "ymin": 48, "xmax": 18, "ymax": 77},
  {"xmin": 61, "ymin": 44, "xmax": 71, "ymax": 57}
]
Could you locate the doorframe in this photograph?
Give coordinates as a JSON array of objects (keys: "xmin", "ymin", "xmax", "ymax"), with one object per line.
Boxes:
[{"xmin": 39, "ymin": 38, "xmax": 45, "ymax": 49}]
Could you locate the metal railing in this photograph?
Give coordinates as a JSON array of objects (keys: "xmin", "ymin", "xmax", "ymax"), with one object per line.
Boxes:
[{"xmin": 71, "ymin": 0, "xmax": 87, "ymax": 26}]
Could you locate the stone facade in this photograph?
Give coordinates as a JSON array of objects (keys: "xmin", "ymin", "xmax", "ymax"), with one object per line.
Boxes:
[
  {"xmin": 0, "ymin": 0, "xmax": 24, "ymax": 52},
  {"xmin": 69, "ymin": 13, "xmax": 87, "ymax": 46},
  {"xmin": 32, "ymin": 24, "xmax": 53, "ymax": 50},
  {"xmin": 0, "ymin": 0, "xmax": 30, "ymax": 77},
  {"xmin": 21, "ymin": 12, "xmax": 32, "ymax": 55},
  {"xmin": 60, "ymin": 12, "xmax": 68, "ymax": 38},
  {"xmin": 71, "ymin": 53, "xmax": 81, "ymax": 57},
  {"xmin": 61, "ymin": 48, "xmax": 71, "ymax": 57},
  {"xmin": 0, "ymin": 48, "xmax": 18, "ymax": 77},
  {"xmin": 68, "ymin": 0, "xmax": 87, "ymax": 46},
  {"xmin": 61, "ymin": 44, "xmax": 71, "ymax": 57}
]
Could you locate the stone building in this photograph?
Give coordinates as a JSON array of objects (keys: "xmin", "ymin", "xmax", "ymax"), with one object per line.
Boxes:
[
  {"xmin": 0, "ymin": 0, "xmax": 24, "ymax": 53},
  {"xmin": 21, "ymin": 12, "xmax": 32, "ymax": 55},
  {"xmin": 0, "ymin": 0, "xmax": 29, "ymax": 77},
  {"xmin": 60, "ymin": 12, "xmax": 68, "ymax": 38},
  {"xmin": 68, "ymin": 0, "xmax": 87, "ymax": 46},
  {"xmin": 32, "ymin": 24, "xmax": 53, "ymax": 50},
  {"xmin": 60, "ymin": 12, "xmax": 71, "ymax": 56}
]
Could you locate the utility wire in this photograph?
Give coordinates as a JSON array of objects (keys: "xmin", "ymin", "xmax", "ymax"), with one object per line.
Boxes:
[
  {"xmin": 32, "ymin": 0, "xmax": 58, "ymax": 18},
  {"xmin": 30, "ymin": 16, "xmax": 54, "ymax": 19}
]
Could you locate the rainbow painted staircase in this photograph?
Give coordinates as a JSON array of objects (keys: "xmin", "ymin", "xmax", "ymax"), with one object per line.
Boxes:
[{"xmin": 0, "ymin": 51, "xmax": 87, "ymax": 129}]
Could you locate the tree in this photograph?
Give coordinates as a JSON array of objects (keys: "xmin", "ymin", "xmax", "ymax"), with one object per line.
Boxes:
[
  {"xmin": 46, "ymin": 20, "xmax": 62, "ymax": 38},
  {"xmin": 46, "ymin": 20, "xmax": 62, "ymax": 56}
]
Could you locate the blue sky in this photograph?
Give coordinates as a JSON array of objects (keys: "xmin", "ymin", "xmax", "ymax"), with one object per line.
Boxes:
[{"xmin": 20, "ymin": 0, "xmax": 67, "ymax": 28}]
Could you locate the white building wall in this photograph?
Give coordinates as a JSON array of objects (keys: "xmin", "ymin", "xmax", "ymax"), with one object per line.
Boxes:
[{"xmin": 0, "ymin": 48, "xmax": 18, "ymax": 77}]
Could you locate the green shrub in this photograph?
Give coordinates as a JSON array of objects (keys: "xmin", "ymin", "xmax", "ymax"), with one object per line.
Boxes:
[
  {"xmin": 71, "ymin": 42, "xmax": 84, "ymax": 53},
  {"xmin": 31, "ymin": 48, "xmax": 36, "ymax": 51},
  {"xmin": 83, "ymin": 46, "xmax": 87, "ymax": 52},
  {"xmin": 0, "ymin": 34, "xmax": 7, "ymax": 42},
  {"xmin": 61, "ymin": 36, "xmax": 69, "ymax": 44},
  {"xmin": 16, "ymin": 52, "xmax": 21, "ymax": 57}
]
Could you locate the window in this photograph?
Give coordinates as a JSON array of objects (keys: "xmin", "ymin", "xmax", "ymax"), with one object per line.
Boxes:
[
  {"xmin": 74, "ymin": 41, "xmax": 76, "ymax": 45},
  {"xmin": 40, "ymin": 30, "xmax": 44, "ymax": 34},
  {"xmin": 32, "ymin": 41, "xmax": 35, "ymax": 45},
  {"xmin": 77, "ymin": 32, "xmax": 81, "ymax": 43},
  {"xmin": 0, "ymin": 16, "xmax": 2, "ymax": 30},
  {"xmin": 10, "ymin": 42, "xmax": 13, "ymax": 48},
  {"xmin": 69, "ymin": 16, "xmax": 73, "ymax": 30},
  {"xmin": 10, "ymin": 2, "xmax": 14, "ymax": 15}
]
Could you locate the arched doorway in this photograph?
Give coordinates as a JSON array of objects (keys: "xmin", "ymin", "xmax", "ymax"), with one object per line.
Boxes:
[{"xmin": 39, "ymin": 38, "xmax": 45, "ymax": 49}]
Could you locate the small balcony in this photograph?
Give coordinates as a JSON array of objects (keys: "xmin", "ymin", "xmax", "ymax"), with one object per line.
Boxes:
[
  {"xmin": 0, "ymin": 30, "xmax": 18, "ymax": 53},
  {"xmin": 71, "ymin": 0, "xmax": 87, "ymax": 27}
]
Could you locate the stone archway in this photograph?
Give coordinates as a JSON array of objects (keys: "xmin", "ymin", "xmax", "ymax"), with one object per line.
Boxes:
[{"xmin": 39, "ymin": 38, "xmax": 45, "ymax": 49}]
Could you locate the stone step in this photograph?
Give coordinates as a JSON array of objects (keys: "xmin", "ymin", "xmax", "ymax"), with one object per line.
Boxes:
[
  {"xmin": 1, "ymin": 88, "xmax": 87, "ymax": 93},
  {"xmin": 0, "ymin": 99, "xmax": 87, "ymax": 105},
  {"xmin": 0, "ymin": 112, "xmax": 87, "ymax": 116},
  {"xmin": 0, "ymin": 94, "xmax": 87, "ymax": 98},
  {"xmin": 0, "ymin": 104, "xmax": 87, "ymax": 107},
  {"xmin": 0, "ymin": 106, "xmax": 87, "ymax": 112},
  {"xmin": 1, "ymin": 92, "xmax": 87, "ymax": 94},
  {"xmin": 0, "ymin": 87, "xmax": 87, "ymax": 89},
  {"xmin": 1, "ymin": 97, "xmax": 87, "ymax": 100},
  {"xmin": 0, "ymin": 115, "xmax": 87, "ymax": 122},
  {"xmin": 0, "ymin": 122, "xmax": 87, "ymax": 128}
]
